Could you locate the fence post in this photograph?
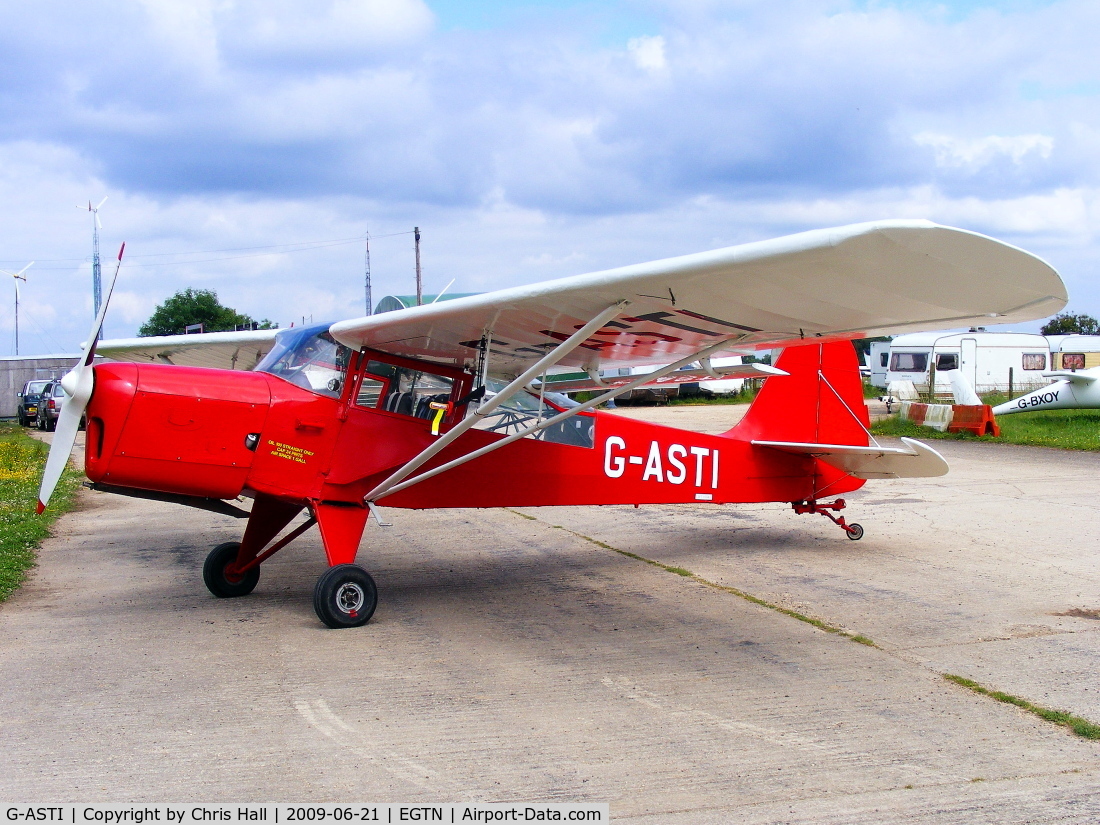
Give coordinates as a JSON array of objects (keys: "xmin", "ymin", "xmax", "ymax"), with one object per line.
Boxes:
[
  {"xmin": 1008, "ymin": 367, "xmax": 1014, "ymax": 401},
  {"xmin": 927, "ymin": 361, "xmax": 937, "ymax": 403}
]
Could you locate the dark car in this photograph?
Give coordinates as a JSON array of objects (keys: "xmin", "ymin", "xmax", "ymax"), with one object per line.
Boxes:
[
  {"xmin": 35, "ymin": 380, "xmax": 67, "ymax": 431},
  {"xmin": 16, "ymin": 379, "xmax": 50, "ymax": 427}
]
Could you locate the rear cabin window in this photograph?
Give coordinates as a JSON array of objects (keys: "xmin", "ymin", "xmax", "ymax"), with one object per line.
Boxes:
[
  {"xmin": 890, "ymin": 352, "xmax": 928, "ymax": 372},
  {"xmin": 1062, "ymin": 353, "xmax": 1086, "ymax": 370},
  {"xmin": 936, "ymin": 353, "xmax": 958, "ymax": 370},
  {"xmin": 1022, "ymin": 353, "xmax": 1047, "ymax": 370}
]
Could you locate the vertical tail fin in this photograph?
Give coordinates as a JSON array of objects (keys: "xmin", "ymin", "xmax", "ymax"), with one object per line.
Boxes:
[{"xmin": 729, "ymin": 341, "xmax": 870, "ymax": 445}]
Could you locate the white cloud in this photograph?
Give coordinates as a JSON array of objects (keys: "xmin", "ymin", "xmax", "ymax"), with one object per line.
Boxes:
[
  {"xmin": 628, "ymin": 35, "xmax": 667, "ymax": 71},
  {"xmin": 2, "ymin": 0, "xmax": 1100, "ymax": 350},
  {"xmin": 913, "ymin": 132, "xmax": 1055, "ymax": 169},
  {"xmin": 217, "ymin": 0, "xmax": 434, "ymax": 66}
]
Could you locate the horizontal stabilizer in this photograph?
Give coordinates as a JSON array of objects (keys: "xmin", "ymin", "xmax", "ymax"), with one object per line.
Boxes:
[
  {"xmin": 1041, "ymin": 370, "xmax": 1100, "ymax": 384},
  {"xmin": 751, "ymin": 437, "xmax": 948, "ymax": 479},
  {"xmin": 539, "ymin": 362, "xmax": 786, "ymax": 393}
]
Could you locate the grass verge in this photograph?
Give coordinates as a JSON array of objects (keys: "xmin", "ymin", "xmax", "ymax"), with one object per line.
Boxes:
[
  {"xmin": 872, "ymin": 409, "xmax": 1100, "ymax": 451},
  {"xmin": 943, "ymin": 674, "xmax": 1100, "ymax": 740},
  {"xmin": 0, "ymin": 423, "xmax": 81, "ymax": 603},
  {"xmin": 509, "ymin": 509, "xmax": 878, "ymax": 648}
]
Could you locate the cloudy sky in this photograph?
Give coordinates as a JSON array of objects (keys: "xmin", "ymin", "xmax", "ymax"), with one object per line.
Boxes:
[{"xmin": 0, "ymin": 0, "xmax": 1097, "ymax": 354}]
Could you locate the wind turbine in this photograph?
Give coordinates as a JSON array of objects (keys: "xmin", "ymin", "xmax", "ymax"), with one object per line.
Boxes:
[
  {"xmin": 78, "ymin": 196, "xmax": 108, "ymax": 336},
  {"xmin": 1, "ymin": 261, "xmax": 33, "ymax": 355}
]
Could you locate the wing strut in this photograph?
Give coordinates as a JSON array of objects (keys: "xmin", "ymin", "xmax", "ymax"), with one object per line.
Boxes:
[
  {"xmin": 364, "ymin": 301, "xmax": 631, "ymax": 503},
  {"xmin": 369, "ymin": 333, "xmax": 750, "ymax": 504}
]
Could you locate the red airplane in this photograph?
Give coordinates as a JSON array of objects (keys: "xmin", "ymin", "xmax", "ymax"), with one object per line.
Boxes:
[{"xmin": 37, "ymin": 220, "xmax": 1066, "ymax": 628}]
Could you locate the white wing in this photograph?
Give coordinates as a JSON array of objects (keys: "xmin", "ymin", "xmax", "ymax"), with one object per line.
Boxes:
[
  {"xmin": 330, "ymin": 220, "xmax": 1065, "ymax": 378},
  {"xmin": 96, "ymin": 329, "xmax": 280, "ymax": 371},
  {"xmin": 1041, "ymin": 368, "xmax": 1100, "ymax": 384}
]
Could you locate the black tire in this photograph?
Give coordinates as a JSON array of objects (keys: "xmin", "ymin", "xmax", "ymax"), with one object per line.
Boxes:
[
  {"xmin": 846, "ymin": 523, "xmax": 864, "ymax": 541},
  {"xmin": 45, "ymin": 416, "xmax": 56, "ymax": 432},
  {"xmin": 203, "ymin": 541, "xmax": 259, "ymax": 598},
  {"xmin": 313, "ymin": 564, "xmax": 377, "ymax": 629},
  {"xmin": 36, "ymin": 411, "xmax": 45, "ymax": 430},
  {"xmin": 17, "ymin": 413, "xmax": 26, "ymax": 427}
]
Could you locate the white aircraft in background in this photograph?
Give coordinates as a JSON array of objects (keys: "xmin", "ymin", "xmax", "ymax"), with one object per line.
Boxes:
[{"xmin": 992, "ymin": 367, "xmax": 1100, "ymax": 415}]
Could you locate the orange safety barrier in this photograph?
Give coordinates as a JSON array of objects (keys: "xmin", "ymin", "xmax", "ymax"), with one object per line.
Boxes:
[
  {"xmin": 948, "ymin": 404, "xmax": 1000, "ymax": 437},
  {"xmin": 898, "ymin": 401, "xmax": 953, "ymax": 431},
  {"xmin": 905, "ymin": 402, "xmax": 931, "ymax": 427}
]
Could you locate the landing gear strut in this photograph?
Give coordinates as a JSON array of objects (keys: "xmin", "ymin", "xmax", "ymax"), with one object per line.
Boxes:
[
  {"xmin": 200, "ymin": 495, "xmax": 380, "ymax": 628},
  {"xmin": 792, "ymin": 499, "xmax": 864, "ymax": 540}
]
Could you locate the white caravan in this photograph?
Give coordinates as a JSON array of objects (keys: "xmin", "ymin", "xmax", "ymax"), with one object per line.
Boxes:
[
  {"xmin": 868, "ymin": 341, "xmax": 891, "ymax": 388},
  {"xmin": 1045, "ymin": 335, "xmax": 1100, "ymax": 371},
  {"xmin": 885, "ymin": 331, "xmax": 1053, "ymax": 396}
]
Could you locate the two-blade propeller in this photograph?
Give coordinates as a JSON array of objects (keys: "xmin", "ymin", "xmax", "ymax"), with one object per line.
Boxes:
[{"xmin": 37, "ymin": 243, "xmax": 125, "ymax": 514}]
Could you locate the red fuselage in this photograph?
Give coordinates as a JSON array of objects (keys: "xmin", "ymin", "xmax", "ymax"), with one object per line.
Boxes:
[{"xmin": 84, "ymin": 345, "xmax": 865, "ymax": 513}]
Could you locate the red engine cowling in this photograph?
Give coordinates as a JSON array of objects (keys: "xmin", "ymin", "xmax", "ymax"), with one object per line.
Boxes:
[{"xmin": 85, "ymin": 363, "xmax": 272, "ymax": 499}]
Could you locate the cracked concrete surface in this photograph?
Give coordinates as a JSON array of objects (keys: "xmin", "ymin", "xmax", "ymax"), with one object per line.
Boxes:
[{"xmin": 2, "ymin": 416, "xmax": 1099, "ymax": 822}]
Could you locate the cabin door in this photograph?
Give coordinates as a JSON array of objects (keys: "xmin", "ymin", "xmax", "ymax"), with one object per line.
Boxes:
[{"xmin": 961, "ymin": 337, "xmax": 978, "ymax": 391}]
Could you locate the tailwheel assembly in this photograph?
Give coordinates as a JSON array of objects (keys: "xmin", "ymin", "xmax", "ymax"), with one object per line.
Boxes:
[
  {"xmin": 314, "ymin": 564, "xmax": 378, "ymax": 629},
  {"xmin": 203, "ymin": 541, "xmax": 261, "ymax": 597},
  {"xmin": 792, "ymin": 499, "xmax": 864, "ymax": 541}
]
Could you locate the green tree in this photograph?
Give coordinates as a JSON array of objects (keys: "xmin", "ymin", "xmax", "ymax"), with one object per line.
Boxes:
[
  {"xmin": 1041, "ymin": 312, "xmax": 1100, "ymax": 335},
  {"xmin": 138, "ymin": 288, "xmax": 275, "ymax": 337}
]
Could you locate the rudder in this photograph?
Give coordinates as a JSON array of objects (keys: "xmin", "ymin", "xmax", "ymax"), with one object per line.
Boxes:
[{"xmin": 729, "ymin": 341, "xmax": 870, "ymax": 446}]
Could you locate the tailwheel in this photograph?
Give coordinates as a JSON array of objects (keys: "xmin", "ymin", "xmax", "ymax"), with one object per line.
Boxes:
[
  {"xmin": 203, "ymin": 541, "xmax": 260, "ymax": 598},
  {"xmin": 792, "ymin": 499, "xmax": 866, "ymax": 540},
  {"xmin": 314, "ymin": 564, "xmax": 377, "ymax": 629}
]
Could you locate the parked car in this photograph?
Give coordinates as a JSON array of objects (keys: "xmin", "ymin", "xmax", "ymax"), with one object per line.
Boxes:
[
  {"xmin": 16, "ymin": 379, "xmax": 51, "ymax": 427},
  {"xmin": 35, "ymin": 380, "xmax": 67, "ymax": 431}
]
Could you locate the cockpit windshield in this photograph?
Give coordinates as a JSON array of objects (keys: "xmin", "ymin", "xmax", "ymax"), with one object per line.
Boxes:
[{"xmin": 256, "ymin": 324, "xmax": 351, "ymax": 399}]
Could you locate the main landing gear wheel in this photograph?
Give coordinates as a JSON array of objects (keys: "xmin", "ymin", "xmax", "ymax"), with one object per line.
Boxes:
[
  {"xmin": 313, "ymin": 564, "xmax": 378, "ymax": 629},
  {"xmin": 846, "ymin": 523, "xmax": 864, "ymax": 541},
  {"xmin": 203, "ymin": 541, "xmax": 260, "ymax": 598}
]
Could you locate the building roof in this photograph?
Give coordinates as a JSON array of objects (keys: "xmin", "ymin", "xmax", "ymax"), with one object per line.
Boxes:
[{"xmin": 890, "ymin": 331, "xmax": 1048, "ymax": 348}]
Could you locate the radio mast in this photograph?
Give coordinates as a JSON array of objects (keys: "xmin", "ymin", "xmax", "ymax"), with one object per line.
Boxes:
[
  {"xmin": 414, "ymin": 226, "xmax": 422, "ymax": 306},
  {"xmin": 364, "ymin": 233, "xmax": 373, "ymax": 315},
  {"xmin": 80, "ymin": 197, "xmax": 108, "ymax": 337}
]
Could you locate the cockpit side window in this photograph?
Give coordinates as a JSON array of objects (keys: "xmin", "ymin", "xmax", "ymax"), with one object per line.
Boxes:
[{"xmin": 354, "ymin": 355, "xmax": 463, "ymax": 426}]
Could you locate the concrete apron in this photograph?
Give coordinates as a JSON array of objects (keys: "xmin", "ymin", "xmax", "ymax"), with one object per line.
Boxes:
[{"xmin": 1, "ymin": 422, "xmax": 1098, "ymax": 823}]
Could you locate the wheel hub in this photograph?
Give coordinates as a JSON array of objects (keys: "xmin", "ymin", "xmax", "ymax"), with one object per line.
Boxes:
[{"xmin": 336, "ymin": 582, "xmax": 366, "ymax": 616}]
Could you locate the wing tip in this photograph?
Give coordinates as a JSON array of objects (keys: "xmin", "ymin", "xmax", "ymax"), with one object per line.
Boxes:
[{"xmin": 35, "ymin": 500, "xmax": 46, "ymax": 515}]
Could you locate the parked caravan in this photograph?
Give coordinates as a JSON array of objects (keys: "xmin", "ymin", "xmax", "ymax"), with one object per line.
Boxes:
[
  {"xmin": 1046, "ymin": 335, "xmax": 1100, "ymax": 371},
  {"xmin": 885, "ymin": 331, "xmax": 1052, "ymax": 396},
  {"xmin": 869, "ymin": 341, "xmax": 891, "ymax": 388}
]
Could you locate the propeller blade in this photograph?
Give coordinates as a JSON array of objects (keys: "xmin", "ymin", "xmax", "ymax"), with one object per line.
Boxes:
[
  {"xmin": 36, "ymin": 373, "xmax": 89, "ymax": 514},
  {"xmin": 95, "ymin": 213, "xmax": 102, "ymax": 231},
  {"xmin": 37, "ymin": 242, "xmax": 125, "ymax": 513},
  {"xmin": 95, "ymin": 196, "xmax": 108, "ymax": 210}
]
